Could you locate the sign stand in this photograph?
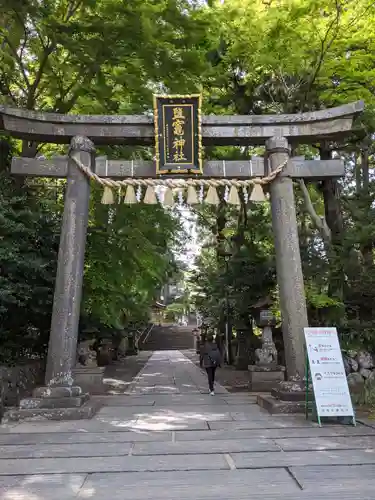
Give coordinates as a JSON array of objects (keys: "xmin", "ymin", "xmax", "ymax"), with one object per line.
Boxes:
[{"xmin": 304, "ymin": 327, "xmax": 356, "ymax": 427}]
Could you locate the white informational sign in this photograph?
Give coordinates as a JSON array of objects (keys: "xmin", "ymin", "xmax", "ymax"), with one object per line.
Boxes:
[{"xmin": 304, "ymin": 327, "xmax": 354, "ymax": 417}]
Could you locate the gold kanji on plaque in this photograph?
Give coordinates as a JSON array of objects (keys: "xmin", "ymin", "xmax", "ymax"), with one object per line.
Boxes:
[
  {"xmin": 172, "ymin": 138, "xmax": 187, "ymax": 162},
  {"xmin": 172, "ymin": 107, "xmax": 184, "ymax": 120}
]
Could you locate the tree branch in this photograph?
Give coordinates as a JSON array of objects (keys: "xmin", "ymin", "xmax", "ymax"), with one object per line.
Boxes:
[
  {"xmin": 303, "ymin": 1, "xmax": 342, "ymax": 104},
  {"xmin": 297, "ymin": 179, "xmax": 331, "ymax": 243},
  {"xmin": 65, "ymin": 0, "xmax": 84, "ymax": 21},
  {"xmin": 27, "ymin": 42, "xmax": 55, "ymax": 109},
  {"xmin": 0, "ymin": 75, "xmax": 18, "ymax": 104},
  {"xmin": 3, "ymin": 35, "xmax": 31, "ymax": 90}
]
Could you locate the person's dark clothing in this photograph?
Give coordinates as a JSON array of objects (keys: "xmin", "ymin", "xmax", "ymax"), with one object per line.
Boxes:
[
  {"xmin": 206, "ymin": 366, "xmax": 216, "ymax": 391},
  {"xmin": 200, "ymin": 341, "xmax": 222, "ymax": 368},
  {"xmin": 200, "ymin": 341, "xmax": 221, "ymax": 392}
]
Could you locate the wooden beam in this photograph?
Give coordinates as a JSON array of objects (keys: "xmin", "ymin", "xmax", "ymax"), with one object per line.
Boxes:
[
  {"xmin": 11, "ymin": 156, "xmax": 345, "ymax": 179},
  {"xmin": 12, "ymin": 156, "xmax": 68, "ymax": 177},
  {"xmin": 1, "ymin": 101, "xmax": 364, "ymax": 146}
]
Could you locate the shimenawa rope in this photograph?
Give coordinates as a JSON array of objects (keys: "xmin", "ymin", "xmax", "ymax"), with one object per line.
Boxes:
[
  {"xmin": 71, "ymin": 157, "xmax": 288, "ymax": 189},
  {"xmin": 70, "ymin": 155, "xmax": 288, "ymax": 205}
]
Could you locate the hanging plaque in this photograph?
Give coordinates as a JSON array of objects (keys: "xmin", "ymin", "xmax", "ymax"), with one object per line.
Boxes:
[{"xmin": 153, "ymin": 94, "xmax": 203, "ymax": 175}]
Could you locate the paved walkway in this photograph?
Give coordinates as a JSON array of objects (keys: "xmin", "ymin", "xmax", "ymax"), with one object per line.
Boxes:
[{"xmin": 1, "ymin": 351, "xmax": 375, "ymax": 499}]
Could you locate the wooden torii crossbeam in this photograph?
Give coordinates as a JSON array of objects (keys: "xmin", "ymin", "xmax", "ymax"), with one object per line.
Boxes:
[{"xmin": 0, "ymin": 101, "xmax": 364, "ymax": 421}]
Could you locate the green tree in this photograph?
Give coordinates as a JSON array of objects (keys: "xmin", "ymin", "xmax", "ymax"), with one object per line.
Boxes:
[
  {"xmin": 192, "ymin": 0, "xmax": 375, "ymax": 353},
  {"xmin": 0, "ymin": 0, "xmax": 207, "ymax": 357},
  {"xmin": 83, "ymin": 192, "xmax": 184, "ymax": 329},
  {"xmin": 0, "ymin": 142, "xmax": 61, "ymax": 362}
]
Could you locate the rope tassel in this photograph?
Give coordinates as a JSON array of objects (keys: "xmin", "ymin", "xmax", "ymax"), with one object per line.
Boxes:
[
  {"xmin": 101, "ymin": 186, "xmax": 115, "ymax": 204},
  {"xmin": 228, "ymin": 185, "xmax": 241, "ymax": 206},
  {"xmin": 163, "ymin": 188, "xmax": 174, "ymax": 206},
  {"xmin": 124, "ymin": 185, "xmax": 137, "ymax": 204},
  {"xmin": 144, "ymin": 185, "xmax": 158, "ymax": 204},
  {"xmin": 250, "ymin": 181, "xmax": 266, "ymax": 202},
  {"xmin": 186, "ymin": 185, "xmax": 199, "ymax": 205},
  {"xmin": 205, "ymin": 185, "xmax": 220, "ymax": 205}
]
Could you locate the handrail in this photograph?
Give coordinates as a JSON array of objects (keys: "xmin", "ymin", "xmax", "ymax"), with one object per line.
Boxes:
[{"xmin": 136, "ymin": 323, "xmax": 154, "ymax": 349}]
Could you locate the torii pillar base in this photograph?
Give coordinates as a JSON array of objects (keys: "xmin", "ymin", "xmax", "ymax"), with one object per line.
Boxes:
[{"xmin": 2, "ymin": 386, "xmax": 100, "ymax": 423}]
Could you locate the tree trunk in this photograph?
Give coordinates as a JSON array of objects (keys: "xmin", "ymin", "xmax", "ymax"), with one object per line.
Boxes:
[
  {"xmin": 0, "ymin": 139, "xmax": 11, "ymax": 172},
  {"xmin": 361, "ymin": 145, "xmax": 369, "ymax": 193},
  {"xmin": 216, "ymin": 198, "xmax": 227, "ymax": 260},
  {"xmin": 354, "ymin": 152, "xmax": 361, "ymax": 192},
  {"xmin": 215, "ymin": 198, "xmax": 228, "ymax": 355},
  {"xmin": 319, "ymin": 144, "xmax": 344, "ymax": 299},
  {"xmin": 359, "ymin": 143, "xmax": 373, "ymax": 269}
]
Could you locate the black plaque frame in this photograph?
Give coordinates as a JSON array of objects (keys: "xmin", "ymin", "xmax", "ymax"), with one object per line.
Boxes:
[{"xmin": 153, "ymin": 94, "xmax": 202, "ymax": 175}]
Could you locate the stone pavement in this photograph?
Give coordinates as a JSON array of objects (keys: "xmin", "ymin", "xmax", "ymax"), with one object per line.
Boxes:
[{"xmin": 1, "ymin": 350, "xmax": 375, "ymax": 499}]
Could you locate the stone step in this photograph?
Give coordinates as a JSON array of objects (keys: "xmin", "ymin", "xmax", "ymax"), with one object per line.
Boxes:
[{"xmin": 142, "ymin": 326, "xmax": 194, "ymax": 351}]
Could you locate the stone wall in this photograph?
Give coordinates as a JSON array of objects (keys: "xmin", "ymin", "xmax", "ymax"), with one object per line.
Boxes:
[
  {"xmin": 0, "ymin": 359, "xmax": 45, "ymax": 408},
  {"xmin": 344, "ymin": 350, "xmax": 375, "ymax": 401}
]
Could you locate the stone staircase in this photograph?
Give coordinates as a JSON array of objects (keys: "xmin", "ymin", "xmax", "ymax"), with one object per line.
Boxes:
[{"xmin": 141, "ymin": 324, "xmax": 194, "ymax": 351}]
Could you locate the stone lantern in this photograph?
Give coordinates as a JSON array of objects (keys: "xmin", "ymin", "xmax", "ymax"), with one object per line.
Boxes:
[{"xmin": 248, "ymin": 308, "xmax": 285, "ymax": 391}]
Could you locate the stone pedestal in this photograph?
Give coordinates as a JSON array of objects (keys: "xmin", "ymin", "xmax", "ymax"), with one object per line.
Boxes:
[
  {"xmin": 257, "ymin": 378, "xmax": 314, "ymax": 414},
  {"xmin": 248, "ymin": 365, "xmax": 285, "ymax": 391},
  {"xmin": 2, "ymin": 386, "xmax": 99, "ymax": 422},
  {"xmin": 73, "ymin": 366, "xmax": 105, "ymax": 395}
]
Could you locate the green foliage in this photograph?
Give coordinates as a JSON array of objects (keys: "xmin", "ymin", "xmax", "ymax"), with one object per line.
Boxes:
[
  {"xmin": 83, "ymin": 188, "xmax": 183, "ymax": 328},
  {"xmin": 165, "ymin": 302, "xmax": 185, "ymax": 322},
  {"xmin": 0, "ymin": 0, "xmax": 209, "ymax": 113},
  {"xmin": 0, "ymin": 171, "xmax": 60, "ymax": 363},
  {"xmin": 0, "ymin": 0, "xmax": 196, "ymax": 359},
  {"xmin": 190, "ymin": 201, "xmax": 276, "ymax": 327},
  {"xmin": 191, "ymin": 0, "xmax": 375, "ymax": 349}
]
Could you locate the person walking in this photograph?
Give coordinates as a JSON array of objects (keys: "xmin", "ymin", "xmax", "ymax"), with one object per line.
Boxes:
[{"xmin": 200, "ymin": 334, "xmax": 221, "ymax": 395}]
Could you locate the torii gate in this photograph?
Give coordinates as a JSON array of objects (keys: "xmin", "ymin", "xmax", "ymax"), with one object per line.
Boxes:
[{"xmin": 0, "ymin": 99, "xmax": 363, "ymax": 419}]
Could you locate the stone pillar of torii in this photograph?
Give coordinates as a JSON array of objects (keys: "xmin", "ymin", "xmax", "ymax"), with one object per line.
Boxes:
[{"xmin": 0, "ymin": 100, "xmax": 363, "ymax": 420}]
